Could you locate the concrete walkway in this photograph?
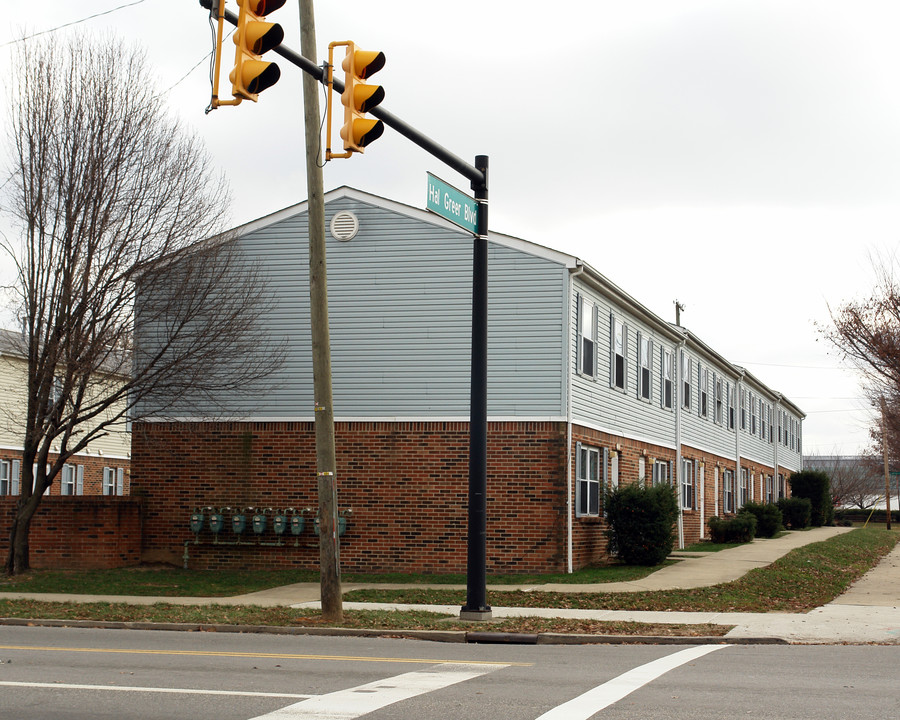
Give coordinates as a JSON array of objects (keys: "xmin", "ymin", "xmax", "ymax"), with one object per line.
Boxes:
[{"xmin": 2, "ymin": 526, "xmax": 898, "ymax": 643}]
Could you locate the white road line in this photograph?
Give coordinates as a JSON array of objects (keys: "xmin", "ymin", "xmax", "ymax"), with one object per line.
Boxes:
[
  {"xmin": 536, "ymin": 644, "xmax": 728, "ymax": 720},
  {"xmin": 0, "ymin": 680, "xmax": 311, "ymax": 699},
  {"xmin": 247, "ymin": 662, "xmax": 507, "ymax": 720}
]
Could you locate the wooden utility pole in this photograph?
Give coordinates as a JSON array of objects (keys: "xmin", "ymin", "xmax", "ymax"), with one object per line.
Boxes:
[
  {"xmin": 881, "ymin": 396, "xmax": 892, "ymax": 531},
  {"xmin": 298, "ymin": 0, "xmax": 342, "ymax": 620}
]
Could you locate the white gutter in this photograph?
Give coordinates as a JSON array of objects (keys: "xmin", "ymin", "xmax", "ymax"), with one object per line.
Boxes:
[
  {"xmin": 565, "ymin": 264, "xmax": 585, "ymax": 574},
  {"xmin": 675, "ymin": 336, "xmax": 686, "ymax": 549}
]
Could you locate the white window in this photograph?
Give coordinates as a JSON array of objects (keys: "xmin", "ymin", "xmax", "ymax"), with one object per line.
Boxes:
[
  {"xmin": 60, "ymin": 464, "xmax": 84, "ymax": 496},
  {"xmin": 637, "ymin": 333, "xmax": 651, "ymax": 401},
  {"xmin": 727, "ymin": 382, "xmax": 735, "ymax": 430},
  {"xmin": 652, "ymin": 459, "xmax": 669, "ymax": 486},
  {"xmin": 661, "ymin": 348, "xmax": 673, "ymax": 410},
  {"xmin": 681, "ymin": 352, "xmax": 692, "ymax": 410},
  {"xmin": 714, "ymin": 376, "xmax": 723, "ymax": 424},
  {"xmin": 0, "ymin": 461, "xmax": 8, "ymax": 495},
  {"xmin": 739, "ymin": 468, "xmax": 748, "ymax": 508},
  {"xmin": 103, "ymin": 467, "xmax": 125, "ymax": 496},
  {"xmin": 577, "ymin": 295, "xmax": 597, "ymax": 377},
  {"xmin": 750, "ymin": 394, "xmax": 757, "ymax": 435},
  {"xmin": 722, "ymin": 470, "xmax": 734, "ymax": 513},
  {"xmin": 576, "ymin": 443, "xmax": 600, "ymax": 517},
  {"xmin": 778, "ymin": 473, "xmax": 786, "ymax": 500},
  {"xmin": 681, "ymin": 459, "xmax": 694, "ymax": 510},
  {"xmin": 765, "ymin": 475, "xmax": 774, "ymax": 504},
  {"xmin": 638, "ymin": 456, "xmax": 646, "ymax": 487},
  {"xmin": 61, "ymin": 464, "xmax": 76, "ymax": 496},
  {"xmin": 611, "ymin": 316, "xmax": 626, "ymax": 390},
  {"xmin": 699, "ymin": 365, "xmax": 709, "ymax": 418},
  {"xmin": 740, "ymin": 388, "xmax": 747, "ymax": 430}
]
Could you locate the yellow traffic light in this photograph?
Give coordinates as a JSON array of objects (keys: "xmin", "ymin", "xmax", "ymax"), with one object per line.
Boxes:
[
  {"xmin": 230, "ymin": 0, "xmax": 286, "ymax": 102},
  {"xmin": 340, "ymin": 43, "xmax": 386, "ymax": 153}
]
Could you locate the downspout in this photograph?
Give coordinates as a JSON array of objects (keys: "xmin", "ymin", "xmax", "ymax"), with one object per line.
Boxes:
[
  {"xmin": 566, "ymin": 264, "xmax": 585, "ymax": 574},
  {"xmin": 774, "ymin": 393, "xmax": 782, "ymax": 497},
  {"xmin": 735, "ymin": 371, "xmax": 744, "ymax": 510},
  {"xmin": 675, "ymin": 336, "xmax": 686, "ymax": 549}
]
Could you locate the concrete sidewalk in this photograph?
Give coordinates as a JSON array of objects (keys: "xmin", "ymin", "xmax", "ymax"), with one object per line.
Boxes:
[{"xmin": 1, "ymin": 526, "xmax": 898, "ymax": 643}]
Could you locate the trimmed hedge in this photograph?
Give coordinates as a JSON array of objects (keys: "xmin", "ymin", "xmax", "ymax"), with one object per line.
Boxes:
[
  {"xmin": 778, "ymin": 496, "xmax": 812, "ymax": 529},
  {"xmin": 605, "ymin": 482, "xmax": 679, "ymax": 566},
  {"xmin": 789, "ymin": 470, "xmax": 834, "ymax": 526},
  {"xmin": 708, "ymin": 513, "xmax": 757, "ymax": 544},
  {"xmin": 739, "ymin": 501, "xmax": 783, "ymax": 538}
]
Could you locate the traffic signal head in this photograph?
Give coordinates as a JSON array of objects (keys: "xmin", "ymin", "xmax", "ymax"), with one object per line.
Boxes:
[
  {"xmin": 230, "ymin": 0, "xmax": 286, "ymax": 102},
  {"xmin": 340, "ymin": 43, "xmax": 386, "ymax": 153}
]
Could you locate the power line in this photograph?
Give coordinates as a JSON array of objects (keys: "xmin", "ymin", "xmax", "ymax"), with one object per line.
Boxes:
[{"xmin": 0, "ymin": 0, "xmax": 147, "ymax": 48}]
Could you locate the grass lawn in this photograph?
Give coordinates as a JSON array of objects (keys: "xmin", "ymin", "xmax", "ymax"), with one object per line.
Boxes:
[
  {"xmin": 0, "ymin": 560, "xmax": 670, "ymax": 597},
  {"xmin": 344, "ymin": 527, "xmax": 900, "ymax": 613},
  {"xmin": 0, "ymin": 527, "xmax": 895, "ymax": 637}
]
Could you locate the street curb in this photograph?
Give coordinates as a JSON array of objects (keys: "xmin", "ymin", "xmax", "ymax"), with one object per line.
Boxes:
[{"xmin": 0, "ymin": 617, "xmax": 787, "ymax": 645}]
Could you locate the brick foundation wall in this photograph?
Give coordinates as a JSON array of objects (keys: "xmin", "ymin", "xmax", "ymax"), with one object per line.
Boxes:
[
  {"xmin": 132, "ymin": 420, "xmax": 569, "ymax": 574},
  {"xmin": 0, "ymin": 497, "xmax": 142, "ymax": 569}
]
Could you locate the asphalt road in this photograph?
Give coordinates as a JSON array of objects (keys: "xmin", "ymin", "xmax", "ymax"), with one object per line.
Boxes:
[{"xmin": 1, "ymin": 626, "xmax": 899, "ymax": 720}]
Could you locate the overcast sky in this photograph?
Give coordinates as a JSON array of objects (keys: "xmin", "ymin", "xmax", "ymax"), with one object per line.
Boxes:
[{"xmin": 3, "ymin": 0, "xmax": 900, "ymax": 456}]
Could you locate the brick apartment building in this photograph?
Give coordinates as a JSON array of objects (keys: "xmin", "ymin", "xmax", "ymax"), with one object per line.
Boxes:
[{"xmin": 131, "ymin": 187, "xmax": 804, "ymax": 574}]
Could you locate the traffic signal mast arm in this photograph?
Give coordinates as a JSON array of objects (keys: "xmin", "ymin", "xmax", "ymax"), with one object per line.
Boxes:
[{"xmin": 216, "ymin": 5, "xmax": 485, "ymax": 193}]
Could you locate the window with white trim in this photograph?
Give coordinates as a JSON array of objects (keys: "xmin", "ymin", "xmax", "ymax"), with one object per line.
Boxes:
[
  {"xmin": 652, "ymin": 459, "xmax": 669, "ymax": 486},
  {"xmin": 61, "ymin": 464, "xmax": 76, "ymax": 496},
  {"xmin": 727, "ymin": 382, "xmax": 735, "ymax": 430},
  {"xmin": 750, "ymin": 393, "xmax": 757, "ymax": 435},
  {"xmin": 661, "ymin": 348, "xmax": 673, "ymax": 409},
  {"xmin": 699, "ymin": 365, "xmax": 709, "ymax": 418},
  {"xmin": 681, "ymin": 459, "xmax": 694, "ymax": 510},
  {"xmin": 722, "ymin": 469, "xmax": 734, "ymax": 513},
  {"xmin": 714, "ymin": 376, "xmax": 723, "ymax": 424},
  {"xmin": 765, "ymin": 475, "xmax": 774, "ymax": 504},
  {"xmin": 577, "ymin": 294, "xmax": 597, "ymax": 377},
  {"xmin": 575, "ymin": 443, "xmax": 600, "ymax": 517},
  {"xmin": 637, "ymin": 333, "xmax": 651, "ymax": 401},
  {"xmin": 103, "ymin": 467, "xmax": 125, "ymax": 496},
  {"xmin": 778, "ymin": 473, "xmax": 786, "ymax": 500},
  {"xmin": 0, "ymin": 461, "xmax": 9, "ymax": 496},
  {"xmin": 611, "ymin": 316, "xmax": 626, "ymax": 390},
  {"xmin": 740, "ymin": 388, "xmax": 747, "ymax": 430},
  {"xmin": 739, "ymin": 468, "xmax": 749, "ymax": 508},
  {"xmin": 681, "ymin": 351, "xmax": 692, "ymax": 410}
]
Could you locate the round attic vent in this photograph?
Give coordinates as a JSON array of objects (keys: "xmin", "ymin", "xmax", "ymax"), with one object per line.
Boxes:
[{"xmin": 330, "ymin": 211, "xmax": 359, "ymax": 241}]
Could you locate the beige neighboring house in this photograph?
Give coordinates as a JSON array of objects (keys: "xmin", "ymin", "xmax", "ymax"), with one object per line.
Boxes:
[{"xmin": 0, "ymin": 329, "xmax": 131, "ymax": 498}]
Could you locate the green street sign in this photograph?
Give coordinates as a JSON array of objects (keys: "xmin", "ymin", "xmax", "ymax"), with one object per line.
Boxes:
[{"xmin": 426, "ymin": 172, "xmax": 478, "ymax": 234}]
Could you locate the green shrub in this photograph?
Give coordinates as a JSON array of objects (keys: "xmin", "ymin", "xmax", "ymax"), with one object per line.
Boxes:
[
  {"xmin": 777, "ymin": 496, "xmax": 812, "ymax": 529},
  {"xmin": 788, "ymin": 470, "xmax": 833, "ymax": 526},
  {"xmin": 708, "ymin": 513, "xmax": 757, "ymax": 544},
  {"xmin": 605, "ymin": 482, "xmax": 679, "ymax": 566},
  {"xmin": 739, "ymin": 501, "xmax": 783, "ymax": 538}
]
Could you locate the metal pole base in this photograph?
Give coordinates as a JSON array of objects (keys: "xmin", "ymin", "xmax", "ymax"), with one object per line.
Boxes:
[{"xmin": 459, "ymin": 608, "xmax": 493, "ymax": 622}]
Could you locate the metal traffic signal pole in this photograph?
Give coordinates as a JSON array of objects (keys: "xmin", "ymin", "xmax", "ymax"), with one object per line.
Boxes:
[{"xmin": 218, "ymin": 6, "xmax": 491, "ymax": 620}]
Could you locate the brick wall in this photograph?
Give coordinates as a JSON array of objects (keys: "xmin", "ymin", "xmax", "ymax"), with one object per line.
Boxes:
[
  {"xmin": 0, "ymin": 497, "xmax": 142, "ymax": 569},
  {"xmin": 132, "ymin": 420, "xmax": 569, "ymax": 574}
]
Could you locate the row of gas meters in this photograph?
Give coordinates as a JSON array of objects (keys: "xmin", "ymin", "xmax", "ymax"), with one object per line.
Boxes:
[{"xmin": 189, "ymin": 507, "xmax": 351, "ymax": 537}]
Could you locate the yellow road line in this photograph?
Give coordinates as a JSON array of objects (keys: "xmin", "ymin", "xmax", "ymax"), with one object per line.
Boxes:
[{"xmin": 0, "ymin": 645, "xmax": 533, "ymax": 667}]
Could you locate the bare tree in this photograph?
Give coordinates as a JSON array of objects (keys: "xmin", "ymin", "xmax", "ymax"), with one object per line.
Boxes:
[
  {"xmin": 804, "ymin": 452, "xmax": 882, "ymax": 509},
  {"xmin": 823, "ymin": 260, "xmax": 900, "ymax": 466},
  {"xmin": 1, "ymin": 35, "xmax": 280, "ymax": 575}
]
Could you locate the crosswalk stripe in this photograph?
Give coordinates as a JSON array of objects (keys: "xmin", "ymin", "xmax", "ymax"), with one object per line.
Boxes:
[
  {"xmin": 535, "ymin": 644, "xmax": 728, "ymax": 719},
  {"xmin": 247, "ymin": 662, "xmax": 507, "ymax": 720}
]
